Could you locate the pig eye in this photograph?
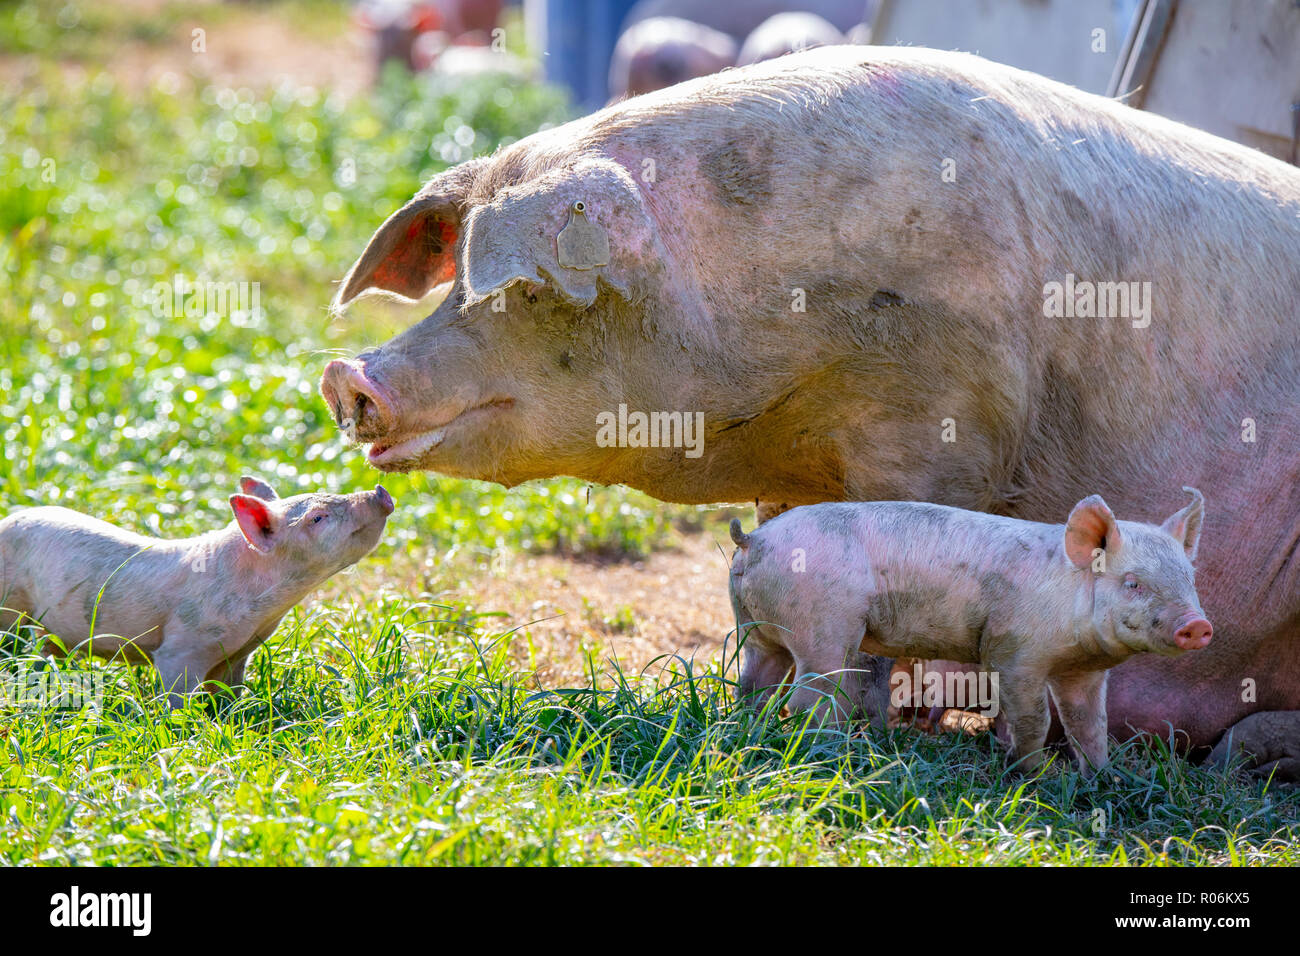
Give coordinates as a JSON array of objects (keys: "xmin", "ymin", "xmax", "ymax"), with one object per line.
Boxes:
[
  {"xmin": 310, "ymin": 513, "xmax": 327, "ymax": 524},
  {"xmin": 1123, "ymin": 575, "xmax": 1142, "ymax": 591}
]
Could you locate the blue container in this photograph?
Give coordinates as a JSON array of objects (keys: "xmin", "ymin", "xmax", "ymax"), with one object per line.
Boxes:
[{"xmin": 537, "ymin": 0, "xmax": 640, "ymax": 111}]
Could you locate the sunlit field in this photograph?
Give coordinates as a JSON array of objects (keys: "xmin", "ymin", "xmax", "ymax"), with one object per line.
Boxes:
[{"xmin": 2, "ymin": 1, "xmax": 1296, "ymax": 866}]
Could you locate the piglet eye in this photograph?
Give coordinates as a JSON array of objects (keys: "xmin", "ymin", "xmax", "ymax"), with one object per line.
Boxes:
[
  {"xmin": 312, "ymin": 515, "xmax": 324, "ymax": 524},
  {"xmin": 1123, "ymin": 577, "xmax": 1140, "ymax": 590}
]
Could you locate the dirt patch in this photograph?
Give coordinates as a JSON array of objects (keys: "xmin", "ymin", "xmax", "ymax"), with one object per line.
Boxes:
[
  {"xmin": 470, "ymin": 531, "xmax": 738, "ymax": 685},
  {"xmin": 0, "ymin": 0, "xmax": 371, "ymax": 97},
  {"xmin": 326, "ymin": 530, "xmax": 740, "ymax": 687}
]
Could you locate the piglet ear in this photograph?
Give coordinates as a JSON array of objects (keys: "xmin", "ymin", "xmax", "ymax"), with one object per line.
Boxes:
[
  {"xmin": 238, "ymin": 475, "xmax": 278, "ymax": 500},
  {"xmin": 1064, "ymin": 494, "xmax": 1122, "ymax": 569},
  {"xmin": 229, "ymin": 494, "xmax": 278, "ymax": 553},
  {"xmin": 1161, "ymin": 486, "xmax": 1205, "ymax": 562}
]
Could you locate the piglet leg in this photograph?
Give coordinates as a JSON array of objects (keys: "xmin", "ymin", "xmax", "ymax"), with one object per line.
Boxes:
[
  {"xmin": 1048, "ymin": 670, "xmax": 1109, "ymax": 775},
  {"xmin": 736, "ymin": 638, "xmax": 794, "ymax": 714},
  {"xmin": 152, "ymin": 638, "xmax": 223, "ymax": 709},
  {"xmin": 209, "ymin": 657, "xmax": 248, "ymax": 693},
  {"xmin": 786, "ymin": 651, "xmax": 868, "ymax": 727},
  {"xmin": 994, "ymin": 668, "xmax": 1051, "ymax": 773}
]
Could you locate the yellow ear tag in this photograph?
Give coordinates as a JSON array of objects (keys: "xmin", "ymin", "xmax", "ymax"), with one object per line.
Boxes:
[{"xmin": 556, "ymin": 201, "xmax": 610, "ymax": 271}]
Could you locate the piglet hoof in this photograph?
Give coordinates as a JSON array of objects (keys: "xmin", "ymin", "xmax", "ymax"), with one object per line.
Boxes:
[
  {"xmin": 937, "ymin": 708, "xmax": 996, "ymax": 737},
  {"xmin": 755, "ymin": 501, "xmax": 792, "ymax": 525},
  {"xmin": 1007, "ymin": 751, "xmax": 1048, "ymax": 777},
  {"xmin": 1207, "ymin": 712, "xmax": 1300, "ymax": 784},
  {"xmin": 1073, "ymin": 758, "xmax": 1103, "ymax": 781}
]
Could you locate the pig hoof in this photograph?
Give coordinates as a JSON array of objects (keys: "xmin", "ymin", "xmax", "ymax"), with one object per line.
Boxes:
[{"xmin": 1207, "ymin": 712, "xmax": 1300, "ymax": 783}]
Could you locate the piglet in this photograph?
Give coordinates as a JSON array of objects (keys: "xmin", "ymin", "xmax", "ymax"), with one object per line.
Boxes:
[
  {"xmin": 0, "ymin": 477, "xmax": 394, "ymax": 706},
  {"xmin": 728, "ymin": 488, "xmax": 1212, "ymax": 773}
]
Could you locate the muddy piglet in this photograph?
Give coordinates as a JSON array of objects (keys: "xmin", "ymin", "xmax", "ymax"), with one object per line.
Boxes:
[
  {"xmin": 728, "ymin": 488, "xmax": 1212, "ymax": 773},
  {"xmin": 0, "ymin": 477, "xmax": 394, "ymax": 706}
]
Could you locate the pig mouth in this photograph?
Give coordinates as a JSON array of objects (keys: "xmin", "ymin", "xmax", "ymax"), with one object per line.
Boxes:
[{"xmin": 366, "ymin": 398, "xmax": 514, "ymax": 469}]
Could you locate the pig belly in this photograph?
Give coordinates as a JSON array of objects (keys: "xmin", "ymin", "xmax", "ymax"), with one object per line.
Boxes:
[
  {"xmin": 859, "ymin": 629, "xmax": 981, "ymax": 667},
  {"xmin": 27, "ymin": 594, "xmax": 162, "ymax": 660},
  {"xmin": 1104, "ymin": 623, "xmax": 1300, "ymax": 749},
  {"xmin": 2, "ymin": 562, "xmax": 163, "ymax": 659},
  {"xmin": 858, "ymin": 590, "xmax": 983, "ymax": 665}
]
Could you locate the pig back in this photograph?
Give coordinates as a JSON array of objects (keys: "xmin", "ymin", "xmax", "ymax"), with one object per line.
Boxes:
[{"xmin": 0, "ymin": 507, "xmax": 182, "ymax": 651}]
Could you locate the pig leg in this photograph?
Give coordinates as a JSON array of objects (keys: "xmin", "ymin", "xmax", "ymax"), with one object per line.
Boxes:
[
  {"xmin": 207, "ymin": 656, "xmax": 248, "ymax": 692},
  {"xmin": 992, "ymin": 669, "xmax": 1051, "ymax": 773},
  {"xmin": 886, "ymin": 657, "xmax": 933, "ymax": 731},
  {"xmin": 1047, "ymin": 670, "xmax": 1109, "ymax": 775},
  {"xmin": 151, "ymin": 638, "xmax": 226, "ymax": 709},
  {"xmin": 1207, "ymin": 712, "xmax": 1300, "ymax": 783},
  {"xmin": 785, "ymin": 651, "xmax": 867, "ymax": 727},
  {"xmin": 0, "ymin": 604, "xmax": 25, "ymax": 636},
  {"xmin": 0, "ymin": 587, "xmax": 41, "ymax": 647},
  {"xmin": 736, "ymin": 637, "xmax": 794, "ymax": 713}
]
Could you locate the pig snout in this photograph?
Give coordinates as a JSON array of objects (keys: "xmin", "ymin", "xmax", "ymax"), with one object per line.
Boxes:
[
  {"xmin": 372, "ymin": 484, "xmax": 395, "ymax": 515},
  {"xmin": 1172, "ymin": 612, "xmax": 1213, "ymax": 650},
  {"xmin": 321, "ymin": 359, "xmax": 395, "ymax": 439}
]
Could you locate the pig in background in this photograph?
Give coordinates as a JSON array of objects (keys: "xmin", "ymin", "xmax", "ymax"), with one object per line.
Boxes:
[
  {"xmin": 610, "ymin": 5, "xmax": 865, "ymax": 98},
  {"xmin": 355, "ymin": 0, "xmax": 506, "ymax": 78},
  {"xmin": 727, "ymin": 489, "xmax": 1212, "ymax": 774},
  {"xmin": 736, "ymin": 13, "xmax": 846, "ymax": 66},
  {"xmin": 620, "ymin": 0, "xmax": 871, "ymax": 42},
  {"xmin": 0, "ymin": 478, "xmax": 394, "ymax": 707},
  {"xmin": 608, "ymin": 18, "xmax": 738, "ymax": 100}
]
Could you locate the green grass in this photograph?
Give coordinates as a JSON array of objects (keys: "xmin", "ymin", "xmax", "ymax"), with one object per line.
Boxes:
[
  {"xmin": 1, "ymin": 29, "xmax": 1296, "ymax": 866},
  {"xmin": 4, "ymin": 618, "xmax": 1296, "ymax": 865}
]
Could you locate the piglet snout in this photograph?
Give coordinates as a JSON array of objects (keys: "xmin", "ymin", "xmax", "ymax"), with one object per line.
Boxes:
[
  {"xmin": 373, "ymin": 485, "xmax": 395, "ymax": 515},
  {"xmin": 1173, "ymin": 613, "xmax": 1213, "ymax": 650}
]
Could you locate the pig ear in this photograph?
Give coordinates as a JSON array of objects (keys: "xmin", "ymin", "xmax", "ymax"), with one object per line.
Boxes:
[
  {"xmin": 461, "ymin": 158, "xmax": 659, "ymax": 310},
  {"xmin": 229, "ymin": 494, "xmax": 279, "ymax": 553},
  {"xmin": 238, "ymin": 476, "xmax": 278, "ymax": 500},
  {"xmin": 1161, "ymin": 486, "xmax": 1205, "ymax": 562},
  {"xmin": 1064, "ymin": 494, "xmax": 1122, "ymax": 569},
  {"xmin": 334, "ymin": 163, "xmax": 481, "ymax": 308},
  {"xmin": 335, "ymin": 196, "xmax": 458, "ymax": 306}
]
